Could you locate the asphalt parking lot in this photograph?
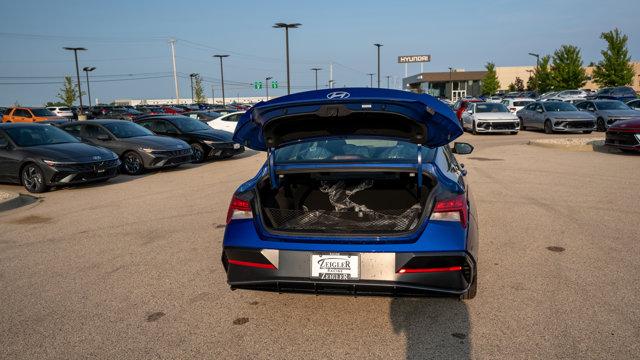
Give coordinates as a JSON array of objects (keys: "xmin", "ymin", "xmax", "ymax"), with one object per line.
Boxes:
[{"xmin": 1, "ymin": 131, "xmax": 639, "ymax": 360}]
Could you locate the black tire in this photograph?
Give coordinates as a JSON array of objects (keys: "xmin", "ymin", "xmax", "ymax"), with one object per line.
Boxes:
[
  {"xmin": 510, "ymin": 131, "xmax": 518, "ymax": 135},
  {"xmin": 21, "ymin": 163, "xmax": 49, "ymax": 193},
  {"xmin": 544, "ymin": 120, "xmax": 554, "ymax": 134},
  {"xmin": 461, "ymin": 272, "xmax": 477, "ymax": 300},
  {"xmin": 583, "ymin": 130, "xmax": 592, "ymax": 134},
  {"xmin": 596, "ymin": 118, "xmax": 606, "ymax": 132},
  {"xmin": 121, "ymin": 151, "xmax": 144, "ymax": 175},
  {"xmin": 472, "ymin": 122, "xmax": 479, "ymax": 135},
  {"xmin": 191, "ymin": 143, "xmax": 206, "ymax": 163},
  {"xmin": 519, "ymin": 118, "xmax": 526, "ymax": 130}
]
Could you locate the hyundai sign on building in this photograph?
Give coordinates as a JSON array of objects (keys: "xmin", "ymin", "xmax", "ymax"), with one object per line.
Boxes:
[{"xmin": 397, "ymin": 55, "xmax": 431, "ymax": 63}]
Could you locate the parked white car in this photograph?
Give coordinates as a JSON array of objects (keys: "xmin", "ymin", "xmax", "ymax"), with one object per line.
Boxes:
[
  {"xmin": 207, "ymin": 111, "xmax": 244, "ymax": 133},
  {"xmin": 461, "ymin": 102, "xmax": 520, "ymax": 135},
  {"xmin": 46, "ymin": 106, "xmax": 73, "ymax": 118},
  {"xmin": 554, "ymin": 89, "xmax": 588, "ymax": 101},
  {"xmin": 501, "ymin": 98, "xmax": 536, "ymax": 113}
]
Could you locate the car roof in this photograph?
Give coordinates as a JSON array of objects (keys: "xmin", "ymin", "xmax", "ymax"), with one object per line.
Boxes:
[{"xmin": 60, "ymin": 119, "xmax": 130, "ymax": 126}]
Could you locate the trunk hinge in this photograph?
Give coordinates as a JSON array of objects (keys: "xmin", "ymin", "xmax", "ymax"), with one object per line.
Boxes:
[
  {"xmin": 267, "ymin": 148, "xmax": 278, "ymax": 189},
  {"xmin": 416, "ymin": 144, "xmax": 423, "ymax": 194}
]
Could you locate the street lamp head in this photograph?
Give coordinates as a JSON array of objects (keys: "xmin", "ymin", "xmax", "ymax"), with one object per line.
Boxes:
[
  {"xmin": 190, "ymin": 73, "xmax": 198, "ymax": 77},
  {"xmin": 82, "ymin": 66, "xmax": 96, "ymax": 72},
  {"xmin": 63, "ymin": 47, "xmax": 87, "ymax": 51},
  {"xmin": 311, "ymin": 67, "xmax": 322, "ymax": 71},
  {"xmin": 266, "ymin": 76, "xmax": 273, "ymax": 80},
  {"xmin": 273, "ymin": 22, "xmax": 301, "ymax": 28},
  {"xmin": 213, "ymin": 54, "xmax": 229, "ymax": 58},
  {"xmin": 373, "ymin": 43, "xmax": 383, "ymax": 48},
  {"xmin": 528, "ymin": 52, "xmax": 540, "ymax": 57}
]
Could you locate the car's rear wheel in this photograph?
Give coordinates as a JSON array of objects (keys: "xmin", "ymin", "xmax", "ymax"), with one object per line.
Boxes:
[
  {"xmin": 191, "ymin": 143, "xmax": 205, "ymax": 163},
  {"xmin": 544, "ymin": 120, "xmax": 554, "ymax": 134},
  {"xmin": 583, "ymin": 130, "xmax": 592, "ymax": 134},
  {"xmin": 21, "ymin": 163, "xmax": 49, "ymax": 193},
  {"xmin": 519, "ymin": 118, "xmax": 526, "ymax": 130},
  {"xmin": 122, "ymin": 151, "xmax": 144, "ymax": 175},
  {"xmin": 596, "ymin": 118, "xmax": 606, "ymax": 132},
  {"xmin": 461, "ymin": 272, "xmax": 477, "ymax": 300}
]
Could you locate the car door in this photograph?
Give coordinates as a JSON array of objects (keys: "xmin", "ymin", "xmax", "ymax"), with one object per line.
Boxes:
[
  {"xmin": 461, "ymin": 104, "xmax": 474, "ymax": 130},
  {"xmin": 81, "ymin": 124, "xmax": 117, "ymax": 152},
  {"xmin": 219, "ymin": 113, "xmax": 240, "ymax": 133},
  {"xmin": 13, "ymin": 108, "xmax": 33, "ymax": 123},
  {"xmin": 0, "ymin": 132, "xmax": 21, "ymax": 182},
  {"xmin": 519, "ymin": 103, "xmax": 533, "ymax": 127}
]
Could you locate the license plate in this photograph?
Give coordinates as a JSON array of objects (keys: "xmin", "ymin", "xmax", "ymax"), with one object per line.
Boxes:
[
  {"xmin": 233, "ymin": 143, "xmax": 240, "ymax": 149},
  {"xmin": 310, "ymin": 254, "xmax": 359, "ymax": 280}
]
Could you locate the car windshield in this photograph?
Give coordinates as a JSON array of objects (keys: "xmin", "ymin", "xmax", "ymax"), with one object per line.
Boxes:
[
  {"xmin": 543, "ymin": 102, "xmax": 577, "ymax": 112},
  {"xmin": 5, "ymin": 125, "xmax": 80, "ymax": 147},
  {"xmin": 274, "ymin": 138, "xmax": 436, "ymax": 163},
  {"xmin": 170, "ymin": 117, "xmax": 211, "ymax": 132},
  {"xmin": 102, "ymin": 122, "xmax": 154, "ymax": 138},
  {"xmin": 475, "ymin": 103, "xmax": 509, "ymax": 113},
  {"xmin": 596, "ymin": 101, "xmax": 631, "ymax": 110},
  {"xmin": 31, "ymin": 108, "xmax": 57, "ymax": 117}
]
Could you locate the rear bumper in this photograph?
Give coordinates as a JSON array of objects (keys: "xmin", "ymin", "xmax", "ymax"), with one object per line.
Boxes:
[{"xmin": 223, "ymin": 247, "xmax": 475, "ymax": 296}]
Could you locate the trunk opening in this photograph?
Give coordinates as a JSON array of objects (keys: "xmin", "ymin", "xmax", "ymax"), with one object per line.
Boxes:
[{"xmin": 256, "ymin": 171, "xmax": 433, "ymax": 235}]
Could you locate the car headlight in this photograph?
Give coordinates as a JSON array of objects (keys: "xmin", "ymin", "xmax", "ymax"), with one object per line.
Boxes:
[
  {"xmin": 635, "ymin": 134, "xmax": 640, "ymax": 142},
  {"xmin": 138, "ymin": 147, "xmax": 155, "ymax": 153},
  {"xmin": 202, "ymin": 140, "xmax": 218, "ymax": 145},
  {"xmin": 43, "ymin": 159, "xmax": 71, "ymax": 167}
]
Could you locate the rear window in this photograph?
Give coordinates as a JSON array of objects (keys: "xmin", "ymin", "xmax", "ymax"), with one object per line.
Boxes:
[
  {"xmin": 274, "ymin": 138, "xmax": 435, "ymax": 164},
  {"xmin": 543, "ymin": 102, "xmax": 578, "ymax": 112},
  {"xmin": 595, "ymin": 101, "xmax": 630, "ymax": 110},
  {"xmin": 31, "ymin": 108, "xmax": 56, "ymax": 117},
  {"xmin": 513, "ymin": 101, "xmax": 534, "ymax": 107}
]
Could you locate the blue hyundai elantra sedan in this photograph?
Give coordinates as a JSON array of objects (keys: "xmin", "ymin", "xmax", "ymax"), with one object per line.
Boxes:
[{"xmin": 221, "ymin": 88, "xmax": 479, "ymax": 299}]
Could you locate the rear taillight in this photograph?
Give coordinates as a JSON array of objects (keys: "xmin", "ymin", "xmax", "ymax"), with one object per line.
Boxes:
[
  {"xmin": 226, "ymin": 196, "xmax": 253, "ymax": 224},
  {"xmin": 430, "ymin": 194, "xmax": 468, "ymax": 228},
  {"xmin": 509, "ymin": 107, "xmax": 517, "ymax": 112},
  {"xmin": 398, "ymin": 266, "xmax": 462, "ymax": 274}
]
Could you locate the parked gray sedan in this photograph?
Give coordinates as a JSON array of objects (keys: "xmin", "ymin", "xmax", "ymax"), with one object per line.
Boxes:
[
  {"xmin": 576, "ymin": 100, "xmax": 640, "ymax": 131},
  {"xmin": 516, "ymin": 101, "xmax": 596, "ymax": 134}
]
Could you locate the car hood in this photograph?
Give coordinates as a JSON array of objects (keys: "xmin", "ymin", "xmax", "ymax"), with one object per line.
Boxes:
[
  {"xmin": 548, "ymin": 111, "xmax": 595, "ymax": 120},
  {"xmin": 608, "ymin": 118, "xmax": 640, "ymax": 130},
  {"xmin": 233, "ymin": 88, "xmax": 462, "ymax": 151},
  {"xmin": 23, "ymin": 142, "xmax": 117, "ymax": 162},
  {"xmin": 190, "ymin": 129, "xmax": 234, "ymax": 142},
  {"xmin": 117, "ymin": 135, "xmax": 190, "ymax": 150},
  {"xmin": 598, "ymin": 109, "xmax": 640, "ymax": 118},
  {"xmin": 474, "ymin": 112, "xmax": 517, "ymax": 121}
]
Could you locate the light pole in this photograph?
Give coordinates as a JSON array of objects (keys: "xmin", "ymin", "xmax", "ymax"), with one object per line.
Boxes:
[
  {"xmin": 63, "ymin": 47, "xmax": 87, "ymax": 115},
  {"xmin": 448, "ymin": 67, "xmax": 453, "ymax": 100},
  {"xmin": 374, "ymin": 43, "xmax": 383, "ymax": 88},
  {"xmin": 273, "ymin": 22, "xmax": 301, "ymax": 95},
  {"xmin": 310, "ymin": 68, "xmax": 322, "ymax": 90},
  {"xmin": 528, "ymin": 52, "xmax": 540, "ymax": 67},
  {"xmin": 266, "ymin": 76, "xmax": 273, "ymax": 100},
  {"xmin": 213, "ymin": 55, "xmax": 229, "ymax": 106},
  {"xmin": 82, "ymin": 66, "xmax": 96, "ymax": 107},
  {"xmin": 367, "ymin": 73, "xmax": 374, "ymax": 87},
  {"xmin": 386, "ymin": 75, "xmax": 391, "ymax": 89},
  {"xmin": 189, "ymin": 73, "xmax": 198, "ymax": 103}
]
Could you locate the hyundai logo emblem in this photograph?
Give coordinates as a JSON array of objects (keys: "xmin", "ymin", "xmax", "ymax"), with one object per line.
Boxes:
[{"xmin": 326, "ymin": 91, "xmax": 350, "ymax": 100}]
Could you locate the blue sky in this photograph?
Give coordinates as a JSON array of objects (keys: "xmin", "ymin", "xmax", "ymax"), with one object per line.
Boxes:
[{"xmin": 1, "ymin": 0, "xmax": 639, "ymax": 105}]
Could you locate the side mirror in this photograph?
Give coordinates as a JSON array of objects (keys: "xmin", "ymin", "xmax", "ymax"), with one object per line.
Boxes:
[
  {"xmin": 97, "ymin": 134, "xmax": 110, "ymax": 141},
  {"xmin": 536, "ymin": 108, "xmax": 543, "ymax": 113},
  {"xmin": 452, "ymin": 142, "xmax": 474, "ymax": 155}
]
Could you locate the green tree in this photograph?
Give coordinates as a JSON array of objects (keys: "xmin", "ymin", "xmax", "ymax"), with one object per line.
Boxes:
[
  {"xmin": 526, "ymin": 74, "xmax": 537, "ymax": 91},
  {"xmin": 481, "ymin": 62, "xmax": 500, "ymax": 95},
  {"xmin": 45, "ymin": 101, "xmax": 67, "ymax": 107},
  {"xmin": 592, "ymin": 28, "xmax": 635, "ymax": 87},
  {"xmin": 57, "ymin": 76, "xmax": 79, "ymax": 107},
  {"xmin": 534, "ymin": 55, "xmax": 554, "ymax": 93},
  {"xmin": 508, "ymin": 83, "xmax": 517, "ymax": 92},
  {"xmin": 514, "ymin": 77, "xmax": 525, "ymax": 91},
  {"xmin": 194, "ymin": 75, "xmax": 206, "ymax": 104},
  {"xmin": 551, "ymin": 45, "xmax": 587, "ymax": 90}
]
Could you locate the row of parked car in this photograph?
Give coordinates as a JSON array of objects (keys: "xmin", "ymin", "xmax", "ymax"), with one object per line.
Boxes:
[{"xmin": 0, "ymin": 112, "xmax": 246, "ymax": 193}]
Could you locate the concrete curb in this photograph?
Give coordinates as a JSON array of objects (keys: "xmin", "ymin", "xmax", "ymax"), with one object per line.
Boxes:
[
  {"xmin": 528, "ymin": 138, "xmax": 608, "ymax": 152},
  {"xmin": 0, "ymin": 192, "xmax": 38, "ymax": 212}
]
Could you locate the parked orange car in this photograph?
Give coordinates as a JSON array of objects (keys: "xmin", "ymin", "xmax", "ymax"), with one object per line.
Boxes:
[{"xmin": 2, "ymin": 107, "xmax": 65, "ymax": 123}]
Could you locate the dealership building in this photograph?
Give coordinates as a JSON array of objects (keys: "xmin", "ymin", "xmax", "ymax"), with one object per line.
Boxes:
[{"xmin": 402, "ymin": 62, "xmax": 640, "ymax": 100}]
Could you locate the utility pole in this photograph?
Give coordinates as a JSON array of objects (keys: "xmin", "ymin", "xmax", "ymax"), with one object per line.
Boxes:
[
  {"xmin": 63, "ymin": 47, "xmax": 87, "ymax": 116},
  {"xmin": 213, "ymin": 54, "xmax": 229, "ymax": 106},
  {"xmin": 329, "ymin": 62, "xmax": 333, "ymax": 88},
  {"xmin": 82, "ymin": 66, "xmax": 96, "ymax": 107},
  {"xmin": 367, "ymin": 73, "xmax": 374, "ymax": 87},
  {"xmin": 385, "ymin": 75, "xmax": 390, "ymax": 89},
  {"xmin": 266, "ymin": 76, "xmax": 273, "ymax": 100},
  {"xmin": 211, "ymin": 85, "xmax": 215, "ymax": 104},
  {"xmin": 189, "ymin": 73, "xmax": 197, "ymax": 103},
  {"xmin": 310, "ymin": 68, "xmax": 322, "ymax": 90},
  {"xmin": 273, "ymin": 23, "xmax": 301, "ymax": 95},
  {"xmin": 168, "ymin": 39, "xmax": 180, "ymax": 104},
  {"xmin": 448, "ymin": 67, "xmax": 453, "ymax": 100},
  {"xmin": 374, "ymin": 43, "xmax": 383, "ymax": 88}
]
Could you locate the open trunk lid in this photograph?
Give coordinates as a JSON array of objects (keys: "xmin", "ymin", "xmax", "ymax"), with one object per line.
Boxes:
[{"xmin": 233, "ymin": 88, "xmax": 462, "ymax": 151}]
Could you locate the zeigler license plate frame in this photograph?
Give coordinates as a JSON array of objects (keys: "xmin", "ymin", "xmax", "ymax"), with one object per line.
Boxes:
[{"xmin": 310, "ymin": 254, "xmax": 360, "ymax": 280}]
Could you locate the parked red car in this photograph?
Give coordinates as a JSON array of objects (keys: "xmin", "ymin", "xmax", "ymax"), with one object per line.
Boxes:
[
  {"xmin": 605, "ymin": 118, "xmax": 640, "ymax": 153},
  {"xmin": 452, "ymin": 99, "xmax": 484, "ymax": 121},
  {"xmin": 160, "ymin": 106, "xmax": 184, "ymax": 114}
]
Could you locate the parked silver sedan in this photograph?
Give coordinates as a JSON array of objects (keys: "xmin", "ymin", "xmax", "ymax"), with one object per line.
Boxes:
[
  {"xmin": 461, "ymin": 102, "xmax": 519, "ymax": 135},
  {"xmin": 516, "ymin": 101, "xmax": 596, "ymax": 134},
  {"xmin": 575, "ymin": 100, "xmax": 640, "ymax": 131}
]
